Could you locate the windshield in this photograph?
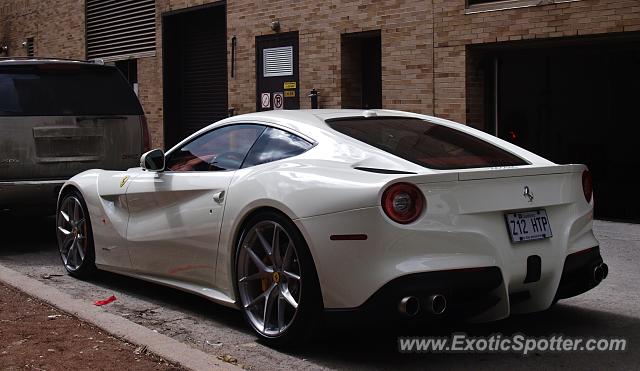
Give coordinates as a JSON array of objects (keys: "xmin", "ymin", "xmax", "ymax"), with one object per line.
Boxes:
[{"xmin": 327, "ymin": 117, "xmax": 528, "ymax": 170}]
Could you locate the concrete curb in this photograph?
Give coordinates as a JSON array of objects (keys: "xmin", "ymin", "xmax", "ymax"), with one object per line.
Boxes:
[{"xmin": 0, "ymin": 264, "xmax": 241, "ymax": 371}]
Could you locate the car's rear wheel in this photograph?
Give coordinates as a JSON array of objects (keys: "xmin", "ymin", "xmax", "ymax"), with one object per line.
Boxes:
[
  {"xmin": 56, "ymin": 190, "xmax": 96, "ymax": 278},
  {"xmin": 235, "ymin": 211, "xmax": 321, "ymax": 346}
]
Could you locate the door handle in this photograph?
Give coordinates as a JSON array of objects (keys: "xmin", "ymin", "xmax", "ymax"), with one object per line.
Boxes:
[{"xmin": 213, "ymin": 190, "xmax": 226, "ymax": 204}]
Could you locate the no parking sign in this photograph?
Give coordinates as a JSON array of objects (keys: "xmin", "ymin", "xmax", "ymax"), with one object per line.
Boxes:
[{"xmin": 273, "ymin": 92, "xmax": 284, "ymax": 110}]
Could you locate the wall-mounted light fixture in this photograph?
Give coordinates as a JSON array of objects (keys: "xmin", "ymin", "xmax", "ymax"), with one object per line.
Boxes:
[
  {"xmin": 23, "ymin": 37, "xmax": 34, "ymax": 57},
  {"xmin": 270, "ymin": 20, "xmax": 280, "ymax": 32},
  {"xmin": 0, "ymin": 45, "xmax": 8, "ymax": 55},
  {"xmin": 231, "ymin": 36, "xmax": 236, "ymax": 78}
]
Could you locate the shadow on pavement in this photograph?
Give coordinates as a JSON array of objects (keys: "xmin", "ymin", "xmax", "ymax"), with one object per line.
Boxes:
[{"xmin": 289, "ymin": 304, "xmax": 640, "ymax": 370}]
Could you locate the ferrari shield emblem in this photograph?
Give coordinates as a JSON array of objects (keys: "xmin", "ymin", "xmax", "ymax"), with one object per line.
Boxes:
[{"xmin": 119, "ymin": 176, "xmax": 130, "ymax": 188}]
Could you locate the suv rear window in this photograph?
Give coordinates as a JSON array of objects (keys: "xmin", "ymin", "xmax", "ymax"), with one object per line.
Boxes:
[
  {"xmin": 0, "ymin": 64, "xmax": 143, "ymax": 116},
  {"xmin": 327, "ymin": 117, "xmax": 528, "ymax": 170}
]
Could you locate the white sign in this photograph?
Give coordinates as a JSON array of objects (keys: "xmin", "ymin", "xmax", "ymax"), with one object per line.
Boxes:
[
  {"xmin": 273, "ymin": 92, "xmax": 284, "ymax": 110},
  {"xmin": 261, "ymin": 92, "xmax": 271, "ymax": 109}
]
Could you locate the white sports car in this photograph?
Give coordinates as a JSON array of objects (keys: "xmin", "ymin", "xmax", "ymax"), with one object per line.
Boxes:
[{"xmin": 56, "ymin": 109, "xmax": 607, "ymax": 345}]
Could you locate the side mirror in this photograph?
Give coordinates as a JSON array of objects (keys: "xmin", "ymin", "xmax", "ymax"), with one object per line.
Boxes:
[{"xmin": 140, "ymin": 149, "xmax": 165, "ymax": 172}]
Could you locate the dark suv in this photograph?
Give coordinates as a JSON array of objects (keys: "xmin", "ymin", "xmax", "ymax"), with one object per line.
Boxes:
[{"xmin": 0, "ymin": 58, "xmax": 149, "ymax": 213}]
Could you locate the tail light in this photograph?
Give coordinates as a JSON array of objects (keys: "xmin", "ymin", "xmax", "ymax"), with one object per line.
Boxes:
[
  {"xmin": 382, "ymin": 182, "xmax": 425, "ymax": 224},
  {"xmin": 140, "ymin": 116, "xmax": 151, "ymax": 152},
  {"xmin": 582, "ymin": 169, "xmax": 593, "ymax": 203}
]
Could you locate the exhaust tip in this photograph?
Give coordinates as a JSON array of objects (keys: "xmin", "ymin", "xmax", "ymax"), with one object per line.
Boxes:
[
  {"xmin": 398, "ymin": 296, "xmax": 420, "ymax": 317},
  {"xmin": 427, "ymin": 294, "xmax": 447, "ymax": 315},
  {"xmin": 593, "ymin": 264, "xmax": 604, "ymax": 284}
]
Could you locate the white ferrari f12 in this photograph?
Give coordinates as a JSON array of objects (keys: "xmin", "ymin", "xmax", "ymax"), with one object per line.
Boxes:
[{"xmin": 56, "ymin": 109, "xmax": 607, "ymax": 345}]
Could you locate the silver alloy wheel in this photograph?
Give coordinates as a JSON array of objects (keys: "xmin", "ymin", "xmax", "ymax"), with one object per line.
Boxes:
[
  {"xmin": 237, "ymin": 220, "xmax": 302, "ymax": 337},
  {"xmin": 56, "ymin": 196, "xmax": 88, "ymax": 272}
]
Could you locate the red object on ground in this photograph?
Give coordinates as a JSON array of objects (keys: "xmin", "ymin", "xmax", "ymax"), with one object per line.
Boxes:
[{"xmin": 94, "ymin": 295, "xmax": 117, "ymax": 306}]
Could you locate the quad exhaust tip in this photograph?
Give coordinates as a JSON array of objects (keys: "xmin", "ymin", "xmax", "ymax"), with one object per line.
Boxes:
[
  {"xmin": 601, "ymin": 263, "xmax": 609, "ymax": 280},
  {"xmin": 593, "ymin": 263, "xmax": 609, "ymax": 284},
  {"xmin": 398, "ymin": 296, "xmax": 420, "ymax": 317},
  {"xmin": 427, "ymin": 294, "xmax": 447, "ymax": 315},
  {"xmin": 398, "ymin": 294, "xmax": 447, "ymax": 316}
]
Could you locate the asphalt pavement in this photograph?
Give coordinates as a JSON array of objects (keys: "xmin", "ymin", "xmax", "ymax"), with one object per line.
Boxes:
[{"xmin": 0, "ymin": 214, "xmax": 638, "ymax": 370}]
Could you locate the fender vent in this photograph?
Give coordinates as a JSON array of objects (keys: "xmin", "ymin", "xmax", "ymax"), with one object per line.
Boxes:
[{"xmin": 354, "ymin": 166, "xmax": 416, "ymax": 175}]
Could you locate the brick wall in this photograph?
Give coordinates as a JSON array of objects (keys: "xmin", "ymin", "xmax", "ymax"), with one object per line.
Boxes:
[
  {"xmin": 138, "ymin": 0, "xmax": 434, "ymax": 147},
  {"xmin": 0, "ymin": 0, "xmax": 85, "ymax": 59},
  {"xmin": 137, "ymin": 57, "xmax": 164, "ymax": 148},
  {"xmin": 225, "ymin": 0, "xmax": 434, "ymax": 114}
]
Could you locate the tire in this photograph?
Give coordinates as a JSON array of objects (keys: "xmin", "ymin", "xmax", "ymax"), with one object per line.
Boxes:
[
  {"xmin": 234, "ymin": 211, "xmax": 322, "ymax": 346},
  {"xmin": 55, "ymin": 189, "xmax": 97, "ymax": 279}
]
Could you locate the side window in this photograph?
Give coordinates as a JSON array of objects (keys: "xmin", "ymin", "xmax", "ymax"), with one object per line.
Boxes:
[
  {"xmin": 242, "ymin": 127, "xmax": 313, "ymax": 168},
  {"xmin": 166, "ymin": 124, "xmax": 265, "ymax": 171}
]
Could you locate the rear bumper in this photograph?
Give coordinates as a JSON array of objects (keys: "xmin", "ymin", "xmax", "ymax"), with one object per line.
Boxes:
[
  {"xmin": 324, "ymin": 247, "xmax": 606, "ymax": 323},
  {"xmin": 554, "ymin": 246, "xmax": 607, "ymax": 301},
  {"xmin": 325, "ymin": 267, "xmax": 504, "ymax": 323},
  {"xmin": 0, "ymin": 180, "xmax": 64, "ymax": 212}
]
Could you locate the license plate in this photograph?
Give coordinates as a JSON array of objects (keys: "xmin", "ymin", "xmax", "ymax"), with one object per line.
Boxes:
[{"xmin": 505, "ymin": 209, "xmax": 553, "ymax": 243}]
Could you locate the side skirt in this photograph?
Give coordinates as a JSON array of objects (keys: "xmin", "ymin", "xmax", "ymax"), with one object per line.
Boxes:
[{"xmin": 96, "ymin": 264, "xmax": 239, "ymax": 309}]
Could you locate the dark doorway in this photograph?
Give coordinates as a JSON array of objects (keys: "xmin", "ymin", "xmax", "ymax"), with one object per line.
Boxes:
[
  {"xmin": 115, "ymin": 59, "xmax": 138, "ymax": 93},
  {"xmin": 163, "ymin": 5, "xmax": 228, "ymax": 149},
  {"xmin": 256, "ymin": 32, "xmax": 300, "ymax": 111},
  {"xmin": 341, "ymin": 30, "xmax": 382, "ymax": 109},
  {"xmin": 484, "ymin": 37, "xmax": 640, "ymax": 221}
]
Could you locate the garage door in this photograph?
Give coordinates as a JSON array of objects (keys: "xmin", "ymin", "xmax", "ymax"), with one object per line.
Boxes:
[
  {"xmin": 491, "ymin": 39, "xmax": 640, "ymax": 221},
  {"xmin": 163, "ymin": 5, "xmax": 228, "ymax": 148}
]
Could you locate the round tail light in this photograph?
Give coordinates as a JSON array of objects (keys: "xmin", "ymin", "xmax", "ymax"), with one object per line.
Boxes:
[
  {"xmin": 582, "ymin": 169, "xmax": 593, "ymax": 203},
  {"xmin": 382, "ymin": 182, "xmax": 425, "ymax": 224}
]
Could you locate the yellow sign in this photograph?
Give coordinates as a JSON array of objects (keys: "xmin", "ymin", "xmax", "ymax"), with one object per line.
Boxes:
[
  {"xmin": 284, "ymin": 81, "xmax": 296, "ymax": 90},
  {"xmin": 284, "ymin": 90, "xmax": 296, "ymax": 98},
  {"xmin": 119, "ymin": 176, "xmax": 130, "ymax": 188}
]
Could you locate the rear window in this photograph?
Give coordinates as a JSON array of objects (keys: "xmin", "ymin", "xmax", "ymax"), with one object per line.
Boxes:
[
  {"xmin": 0, "ymin": 64, "xmax": 143, "ymax": 116},
  {"xmin": 327, "ymin": 117, "xmax": 528, "ymax": 170}
]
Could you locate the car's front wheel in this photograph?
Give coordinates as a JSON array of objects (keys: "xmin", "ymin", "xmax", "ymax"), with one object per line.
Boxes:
[
  {"xmin": 56, "ymin": 190, "xmax": 96, "ymax": 279},
  {"xmin": 235, "ymin": 211, "xmax": 321, "ymax": 346}
]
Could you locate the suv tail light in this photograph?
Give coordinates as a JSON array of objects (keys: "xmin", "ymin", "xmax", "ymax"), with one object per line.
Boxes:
[
  {"xmin": 382, "ymin": 182, "xmax": 425, "ymax": 224},
  {"xmin": 140, "ymin": 116, "xmax": 151, "ymax": 152},
  {"xmin": 582, "ymin": 169, "xmax": 593, "ymax": 203}
]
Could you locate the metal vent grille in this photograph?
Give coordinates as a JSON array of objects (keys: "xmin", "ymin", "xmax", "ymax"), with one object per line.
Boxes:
[
  {"xmin": 263, "ymin": 46, "xmax": 293, "ymax": 77},
  {"xmin": 26, "ymin": 37, "xmax": 34, "ymax": 57},
  {"xmin": 86, "ymin": 0, "xmax": 156, "ymax": 61}
]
